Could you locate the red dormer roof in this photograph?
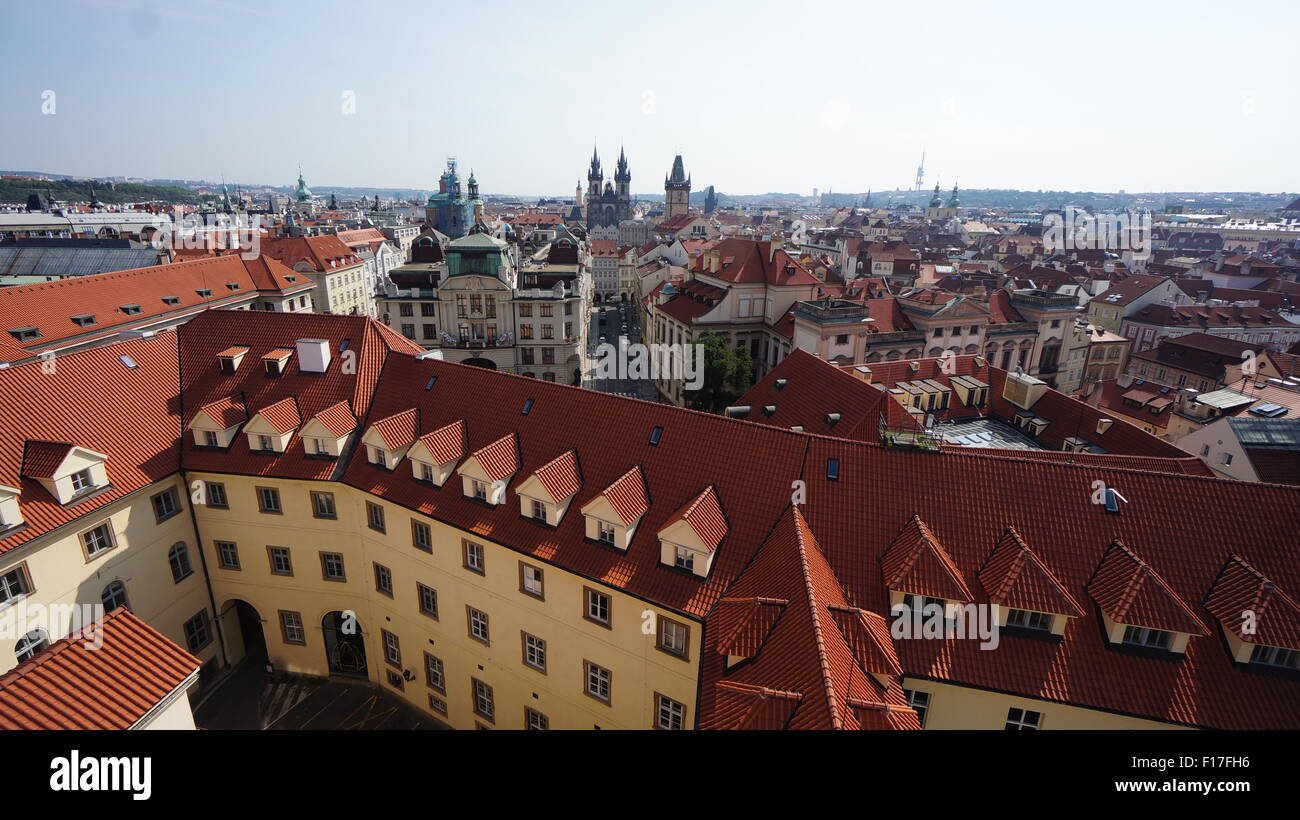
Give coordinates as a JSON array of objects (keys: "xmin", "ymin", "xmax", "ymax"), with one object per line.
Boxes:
[
  {"xmin": 196, "ymin": 396, "xmax": 247, "ymax": 429},
  {"xmin": 312, "ymin": 400, "xmax": 357, "ymax": 437},
  {"xmin": 979, "ymin": 527, "xmax": 1084, "ymax": 617},
  {"xmin": 19, "ymin": 441, "xmax": 74, "ymax": 479},
  {"xmin": 1204, "ymin": 555, "xmax": 1300, "ymax": 650},
  {"xmin": 588, "ymin": 465, "xmax": 649, "ymax": 525},
  {"xmin": 880, "ymin": 514, "xmax": 974, "ymax": 602},
  {"xmin": 1087, "ymin": 540, "xmax": 1209, "ymax": 636},
  {"xmin": 531, "ymin": 449, "xmax": 582, "ymax": 501},
  {"xmin": 469, "ymin": 432, "xmax": 519, "ymax": 483},
  {"xmin": 662, "ymin": 485, "xmax": 728, "ymax": 551},
  {"xmin": 254, "ymin": 396, "xmax": 302, "ymax": 434},
  {"xmin": 370, "ymin": 408, "xmax": 419, "ymax": 450},
  {"xmin": 417, "ymin": 419, "xmax": 467, "ymax": 464}
]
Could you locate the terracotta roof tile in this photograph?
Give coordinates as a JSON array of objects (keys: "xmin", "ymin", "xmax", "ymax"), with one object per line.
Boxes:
[
  {"xmin": 417, "ymin": 419, "xmax": 467, "ymax": 465},
  {"xmin": 1087, "ymin": 539, "xmax": 1210, "ymax": 636},
  {"xmin": 662, "ymin": 485, "xmax": 728, "ymax": 551},
  {"xmin": 881, "ymin": 515, "xmax": 975, "ymax": 602},
  {"xmin": 979, "ymin": 526, "xmax": 1085, "ymax": 617},
  {"xmin": 1204, "ymin": 554, "xmax": 1300, "ymax": 649}
]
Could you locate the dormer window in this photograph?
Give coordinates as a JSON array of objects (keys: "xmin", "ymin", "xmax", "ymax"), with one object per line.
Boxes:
[
  {"xmin": 203, "ymin": 431, "xmax": 219, "ymax": 447},
  {"xmin": 162, "ymin": 296, "xmax": 180, "ymax": 306},
  {"xmin": 531, "ymin": 499, "xmax": 547, "ymax": 521},
  {"xmin": 658, "ymin": 486, "xmax": 727, "ymax": 578},
  {"xmin": 0, "ymin": 485, "xmax": 23, "ymax": 532},
  {"xmin": 7, "ymin": 326, "xmax": 40, "ymax": 342},
  {"xmin": 368, "ymin": 446, "xmax": 391, "ymax": 467},
  {"xmin": 1005, "ymin": 608, "xmax": 1052, "ymax": 631},
  {"xmin": 119, "ymin": 304, "xmax": 142, "ymax": 315},
  {"xmin": 258, "ymin": 435, "xmax": 274, "ymax": 452},
  {"xmin": 458, "ymin": 433, "xmax": 518, "ymax": 505},
  {"xmin": 597, "ymin": 520, "xmax": 616, "ymax": 544},
  {"xmin": 674, "ymin": 546, "xmax": 695, "ymax": 572},
  {"xmin": 472, "ymin": 479, "xmax": 488, "ymax": 501},
  {"xmin": 1249, "ymin": 644, "xmax": 1300, "ymax": 670},
  {"xmin": 1122, "ymin": 625, "xmax": 1172, "ymax": 650},
  {"xmin": 196, "ymin": 288, "xmax": 212, "ymax": 298},
  {"xmin": 21, "ymin": 443, "xmax": 110, "ymax": 505},
  {"xmin": 70, "ymin": 314, "xmax": 96, "ymax": 327},
  {"xmin": 70, "ymin": 468, "xmax": 93, "ymax": 493},
  {"xmin": 262, "ymin": 349, "xmax": 293, "ymax": 376}
]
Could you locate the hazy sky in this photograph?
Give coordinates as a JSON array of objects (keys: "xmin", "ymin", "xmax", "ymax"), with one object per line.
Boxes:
[{"xmin": 2, "ymin": 0, "xmax": 1296, "ymax": 195}]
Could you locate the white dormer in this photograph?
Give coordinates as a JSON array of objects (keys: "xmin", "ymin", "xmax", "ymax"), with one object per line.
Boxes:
[
  {"xmin": 244, "ymin": 397, "xmax": 302, "ymax": 454},
  {"xmin": 658, "ymin": 486, "xmax": 727, "ymax": 578},
  {"xmin": 580, "ymin": 466, "xmax": 650, "ymax": 551},
  {"xmin": 0, "ymin": 484, "xmax": 22, "ymax": 531},
  {"xmin": 20, "ymin": 442, "xmax": 109, "ymax": 505},
  {"xmin": 362, "ymin": 409, "xmax": 419, "ymax": 471},
  {"xmin": 187, "ymin": 397, "xmax": 246, "ymax": 448},
  {"xmin": 515, "ymin": 450, "xmax": 581, "ymax": 526},
  {"xmin": 457, "ymin": 433, "xmax": 519, "ymax": 505},
  {"xmin": 300, "ymin": 401, "xmax": 356, "ymax": 458},
  {"xmin": 407, "ymin": 420, "xmax": 466, "ymax": 487}
]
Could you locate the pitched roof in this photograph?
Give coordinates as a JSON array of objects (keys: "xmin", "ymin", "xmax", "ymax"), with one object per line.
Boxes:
[
  {"xmin": 585, "ymin": 465, "xmax": 650, "ymax": 525},
  {"xmin": 1087, "ymin": 540, "xmax": 1209, "ymax": 636},
  {"xmin": 19, "ymin": 441, "xmax": 75, "ymax": 479},
  {"xmin": 0, "ymin": 608, "xmax": 199, "ymax": 730},
  {"xmin": 661, "ymin": 485, "xmax": 728, "ymax": 551},
  {"xmin": 253, "ymin": 396, "xmax": 302, "ymax": 434},
  {"xmin": 370, "ymin": 408, "xmax": 420, "ymax": 450},
  {"xmin": 530, "ymin": 449, "xmax": 582, "ymax": 501},
  {"xmin": 979, "ymin": 527, "xmax": 1084, "ymax": 617},
  {"xmin": 416, "ymin": 419, "xmax": 467, "ymax": 464},
  {"xmin": 312, "ymin": 400, "xmax": 357, "ymax": 437},
  {"xmin": 468, "ymin": 432, "xmax": 520, "ymax": 482},
  {"xmin": 880, "ymin": 514, "xmax": 974, "ymax": 602},
  {"xmin": 1204, "ymin": 555, "xmax": 1300, "ymax": 649}
]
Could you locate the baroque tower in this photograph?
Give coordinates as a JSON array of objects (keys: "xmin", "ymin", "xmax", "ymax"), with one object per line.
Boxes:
[{"xmin": 664, "ymin": 154, "xmax": 690, "ymax": 219}]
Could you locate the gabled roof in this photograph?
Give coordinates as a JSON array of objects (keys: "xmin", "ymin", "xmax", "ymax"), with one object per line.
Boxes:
[
  {"xmin": 416, "ymin": 419, "xmax": 467, "ymax": 464},
  {"xmin": 252, "ymin": 396, "xmax": 302, "ymax": 434},
  {"xmin": 195, "ymin": 396, "xmax": 247, "ymax": 429},
  {"xmin": 529, "ymin": 449, "xmax": 582, "ymax": 501},
  {"xmin": 1204, "ymin": 554, "xmax": 1300, "ymax": 649},
  {"xmin": 468, "ymin": 432, "xmax": 520, "ymax": 483},
  {"xmin": 311, "ymin": 400, "xmax": 357, "ymax": 437},
  {"xmin": 1087, "ymin": 540, "xmax": 1209, "ymax": 636},
  {"xmin": 19, "ymin": 441, "xmax": 76, "ymax": 479},
  {"xmin": 699, "ymin": 507, "xmax": 919, "ymax": 730},
  {"xmin": 369, "ymin": 408, "xmax": 419, "ymax": 450},
  {"xmin": 661, "ymin": 485, "xmax": 728, "ymax": 551},
  {"xmin": 584, "ymin": 465, "xmax": 650, "ymax": 525},
  {"xmin": 0, "ymin": 608, "xmax": 199, "ymax": 730},
  {"xmin": 880, "ymin": 514, "xmax": 974, "ymax": 602},
  {"xmin": 979, "ymin": 527, "xmax": 1084, "ymax": 617}
]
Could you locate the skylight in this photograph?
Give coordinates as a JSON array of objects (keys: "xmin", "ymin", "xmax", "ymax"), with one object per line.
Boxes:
[
  {"xmin": 648, "ymin": 426, "xmax": 663, "ymax": 445},
  {"xmin": 119, "ymin": 355, "xmax": 138, "ymax": 370},
  {"xmin": 827, "ymin": 458, "xmax": 840, "ymax": 480},
  {"xmin": 424, "ymin": 376, "xmax": 437, "ymax": 390},
  {"xmin": 522, "ymin": 398, "xmax": 534, "ymax": 415}
]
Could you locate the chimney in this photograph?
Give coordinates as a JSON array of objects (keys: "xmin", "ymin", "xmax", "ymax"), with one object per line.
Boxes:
[{"xmin": 296, "ymin": 338, "xmax": 332, "ymax": 373}]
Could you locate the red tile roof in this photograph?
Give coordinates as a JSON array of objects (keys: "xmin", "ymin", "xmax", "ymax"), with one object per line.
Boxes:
[
  {"xmin": 1087, "ymin": 540, "xmax": 1210, "ymax": 636},
  {"xmin": 253, "ymin": 396, "xmax": 302, "ymax": 434},
  {"xmin": 313, "ymin": 400, "xmax": 358, "ymax": 437},
  {"xmin": 468, "ymin": 432, "xmax": 520, "ymax": 483},
  {"xmin": 531, "ymin": 449, "xmax": 582, "ymax": 501},
  {"xmin": 370, "ymin": 408, "xmax": 420, "ymax": 450},
  {"xmin": 1204, "ymin": 554, "xmax": 1300, "ymax": 650},
  {"xmin": 979, "ymin": 527, "xmax": 1084, "ymax": 617},
  {"xmin": 881, "ymin": 515, "xmax": 974, "ymax": 602},
  {"xmin": 260, "ymin": 235, "xmax": 363, "ymax": 272},
  {"xmin": 417, "ymin": 419, "xmax": 467, "ymax": 464},
  {"xmin": 19, "ymin": 441, "xmax": 75, "ymax": 479},
  {"xmin": 587, "ymin": 465, "xmax": 649, "ymax": 525},
  {"xmin": 0, "ymin": 608, "xmax": 199, "ymax": 730},
  {"xmin": 661, "ymin": 485, "xmax": 728, "ymax": 551}
]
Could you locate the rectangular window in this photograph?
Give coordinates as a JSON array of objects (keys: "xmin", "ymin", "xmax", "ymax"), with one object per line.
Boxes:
[
  {"xmin": 424, "ymin": 653, "xmax": 445, "ymax": 692},
  {"xmin": 518, "ymin": 303, "xmax": 532, "ymax": 317},
  {"xmin": 468, "ymin": 606, "xmax": 490, "ymax": 645},
  {"xmin": 381, "ymin": 629, "xmax": 401, "ymax": 668},
  {"xmin": 657, "ymin": 616, "xmax": 690, "ymax": 660},
  {"xmin": 184, "ymin": 610, "xmax": 213, "ymax": 652},
  {"xmin": 374, "ymin": 563, "xmax": 393, "ymax": 597},
  {"xmin": 366, "ymin": 502, "xmax": 386, "ymax": 532},
  {"xmin": 279, "ymin": 610, "xmax": 306, "ymax": 645},
  {"xmin": 311, "ymin": 491, "xmax": 336, "ymax": 519},
  {"xmin": 0, "ymin": 566, "xmax": 31, "ymax": 607},
  {"xmin": 463, "ymin": 540, "xmax": 485, "ymax": 574},
  {"xmin": 597, "ymin": 520, "xmax": 616, "ymax": 544},
  {"xmin": 257, "ymin": 486, "xmax": 282, "ymax": 514},
  {"xmin": 525, "ymin": 707, "xmax": 549, "ymax": 731},
  {"xmin": 205, "ymin": 482, "xmax": 228, "ymax": 509},
  {"xmin": 417, "ymin": 583, "xmax": 439, "ymax": 619},
  {"xmin": 655, "ymin": 693, "xmax": 686, "ymax": 730},
  {"xmin": 82, "ymin": 522, "xmax": 115, "ymax": 558},
  {"xmin": 1005, "ymin": 707, "xmax": 1041, "ymax": 731},
  {"xmin": 1122, "ymin": 624, "xmax": 1172, "ymax": 649},
  {"xmin": 584, "ymin": 588, "xmax": 611, "ymax": 627},
  {"xmin": 152, "ymin": 488, "xmax": 180, "ymax": 521},
  {"xmin": 471, "ymin": 479, "xmax": 488, "ymax": 501},
  {"xmin": 472, "ymin": 678, "xmax": 495, "ymax": 722},
  {"xmin": 904, "ymin": 689, "xmax": 930, "ymax": 727},
  {"xmin": 1006, "ymin": 609, "xmax": 1051, "ymax": 631},
  {"xmin": 70, "ymin": 468, "xmax": 94, "ymax": 493},
  {"xmin": 320, "ymin": 552, "xmax": 346, "ymax": 582},
  {"xmin": 674, "ymin": 546, "xmax": 695, "ymax": 572},
  {"xmin": 428, "ymin": 694, "xmax": 447, "ymax": 715},
  {"xmin": 531, "ymin": 499, "xmax": 547, "ymax": 522},
  {"xmin": 268, "ymin": 546, "xmax": 293, "ymax": 576},
  {"xmin": 203, "ymin": 430, "xmax": 220, "ymax": 447},
  {"xmin": 522, "ymin": 632, "xmax": 546, "ymax": 672},
  {"xmin": 216, "ymin": 540, "xmax": 240, "ymax": 570},
  {"xmin": 169, "ymin": 543, "xmax": 193, "ymax": 582},
  {"xmin": 519, "ymin": 563, "xmax": 544, "ymax": 599},
  {"xmin": 1249, "ymin": 644, "xmax": 1300, "ymax": 669},
  {"xmin": 412, "ymin": 519, "xmax": 432, "ymax": 553},
  {"xmin": 584, "ymin": 661, "xmax": 612, "ymax": 703}
]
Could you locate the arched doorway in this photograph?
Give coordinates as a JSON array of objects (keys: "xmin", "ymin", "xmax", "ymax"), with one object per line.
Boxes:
[
  {"xmin": 322, "ymin": 610, "xmax": 367, "ymax": 677},
  {"xmin": 221, "ymin": 599, "xmax": 267, "ymax": 667},
  {"xmin": 463, "ymin": 357, "xmax": 496, "ymax": 370}
]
